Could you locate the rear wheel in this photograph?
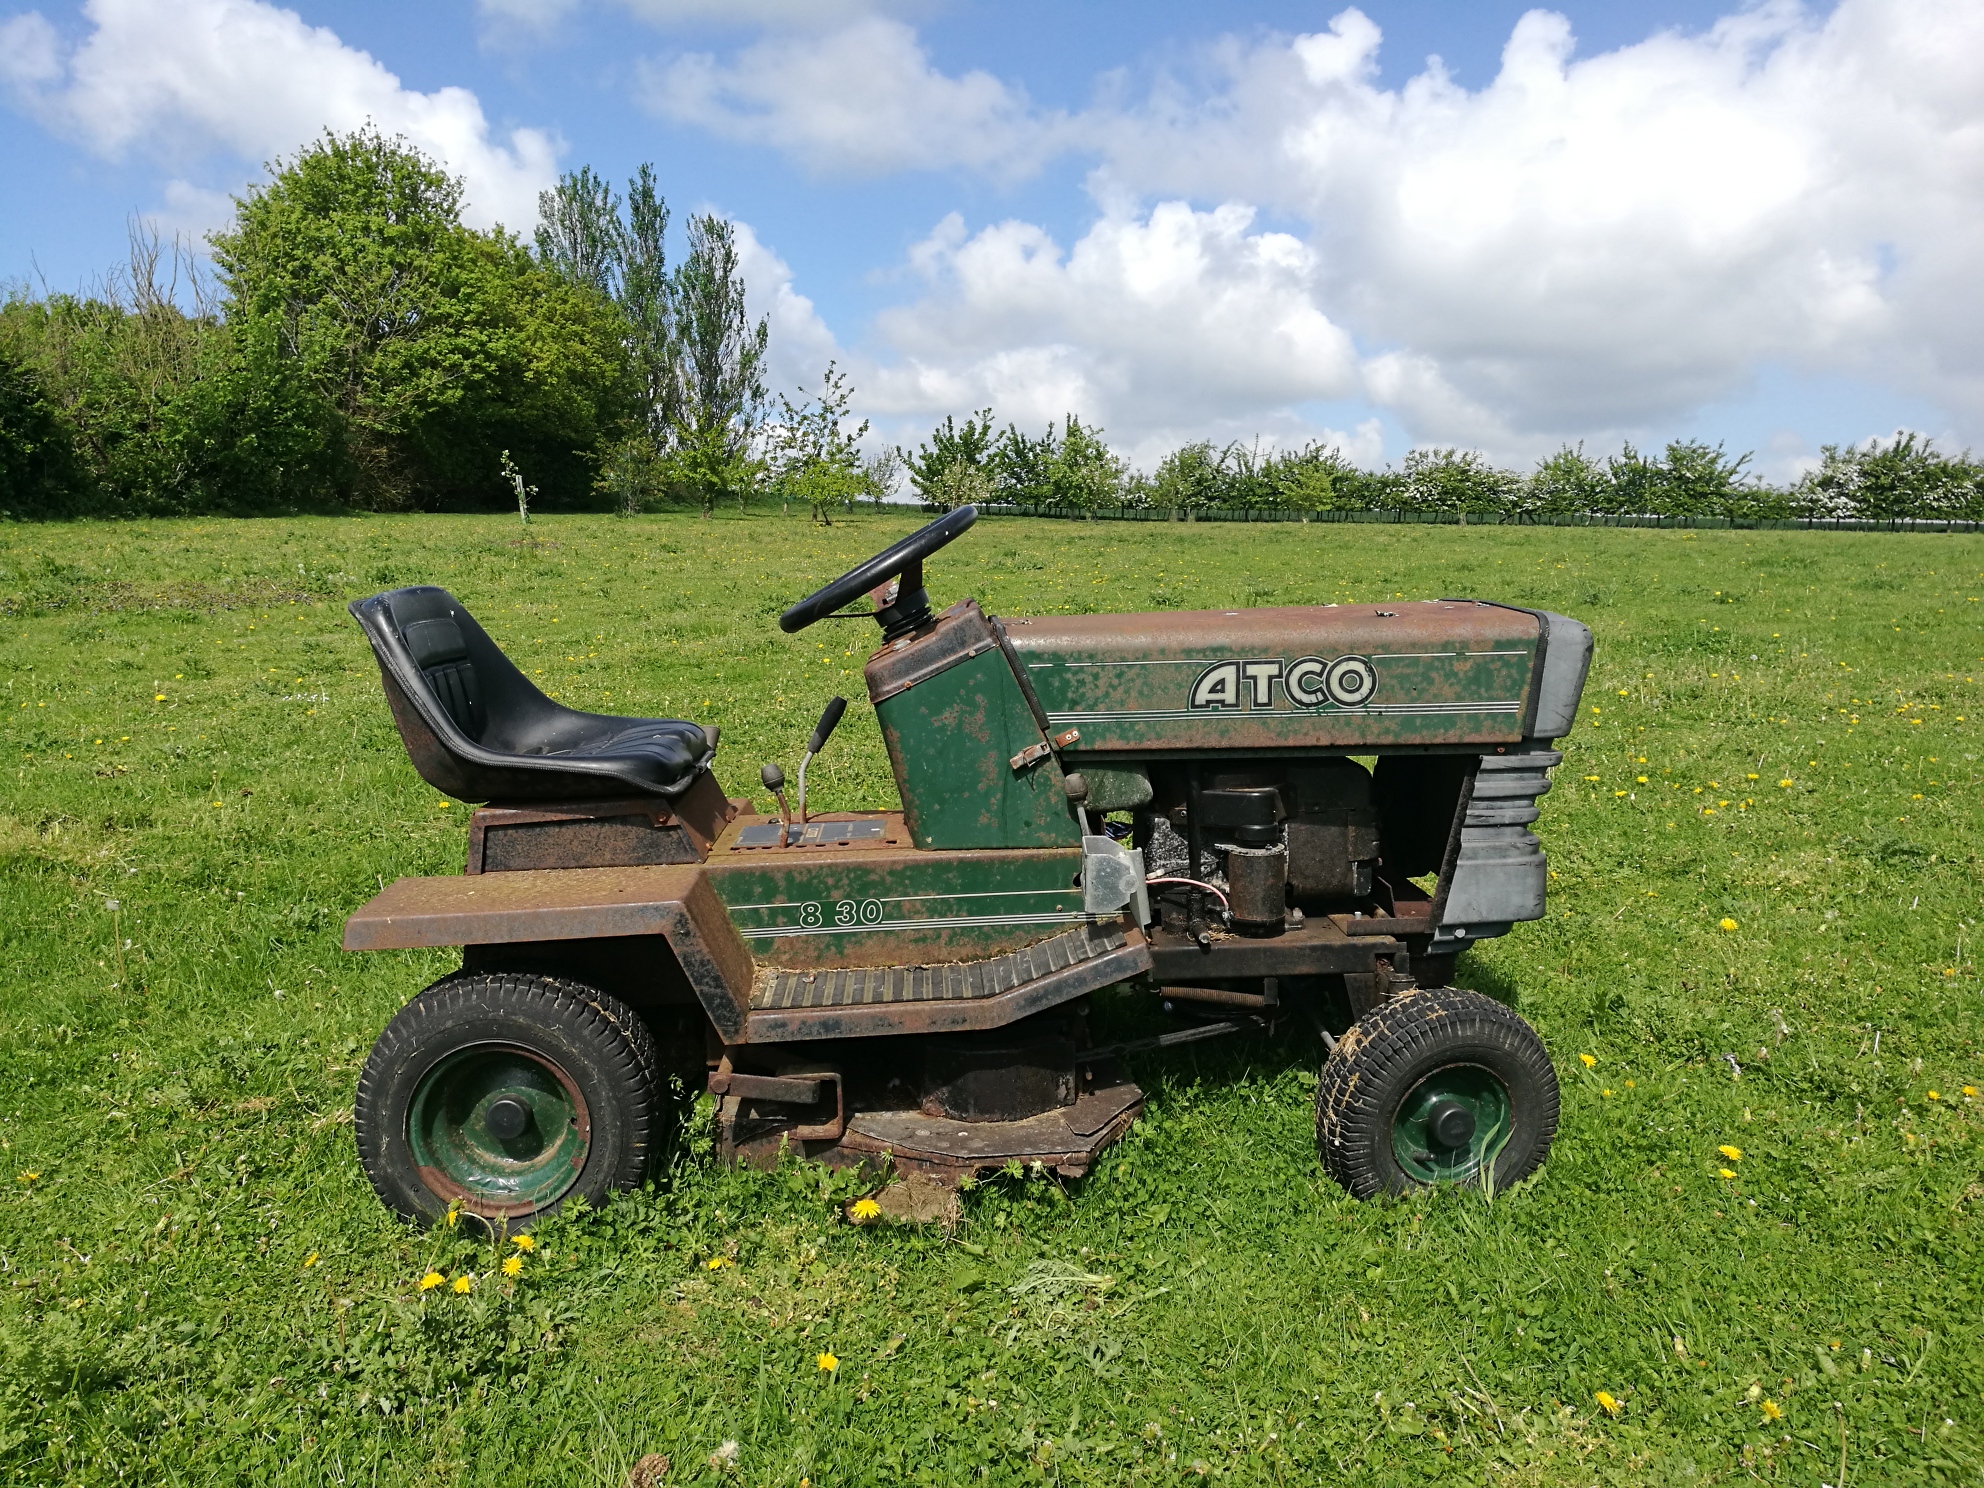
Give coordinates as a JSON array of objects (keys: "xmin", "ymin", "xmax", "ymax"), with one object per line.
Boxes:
[
  {"xmin": 1315, "ymin": 986, "xmax": 1557, "ymax": 1199},
  {"xmin": 355, "ymin": 972, "xmax": 662, "ymax": 1228}
]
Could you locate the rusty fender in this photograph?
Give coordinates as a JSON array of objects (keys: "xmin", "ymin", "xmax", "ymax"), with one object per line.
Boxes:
[{"xmin": 341, "ymin": 864, "xmax": 755, "ymax": 1041}]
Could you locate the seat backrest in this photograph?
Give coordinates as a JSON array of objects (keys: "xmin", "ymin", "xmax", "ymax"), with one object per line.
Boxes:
[{"xmin": 384, "ymin": 589, "xmax": 485, "ymax": 740}]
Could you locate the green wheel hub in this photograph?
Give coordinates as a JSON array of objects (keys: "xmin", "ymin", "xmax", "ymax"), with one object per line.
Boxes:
[
  {"xmin": 1390, "ymin": 1064, "xmax": 1512, "ymax": 1186},
  {"xmin": 406, "ymin": 1044, "xmax": 590, "ymax": 1216}
]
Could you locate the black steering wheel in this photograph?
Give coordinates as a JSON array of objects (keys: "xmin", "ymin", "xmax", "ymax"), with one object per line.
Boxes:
[{"xmin": 779, "ymin": 505, "xmax": 978, "ymax": 638}]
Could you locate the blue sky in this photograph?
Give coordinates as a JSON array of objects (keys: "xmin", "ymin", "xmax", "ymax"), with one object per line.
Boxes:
[{"xmin": 2, "ymin": 0, "xmax": 1977, "ymax": 477}]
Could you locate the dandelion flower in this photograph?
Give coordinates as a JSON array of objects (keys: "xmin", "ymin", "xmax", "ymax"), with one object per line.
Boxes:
[
  {"xmin": 1927, "ymin": 1090, "xmax": 1940, "ymax": 1100},
  {"xmin": 502, "ymin": 1254, "xmax": 523, "ymax": 1278},
  {"xmin": 17, "ymin": 1171, "xmax": 40, "ymax": 1183},
  {"xmin": 453, "ymin": 1274, "xmax": 473, "ymax": 1294},
  {"xmin": 1779, "ymin": 779, "xmax": 1793, "ymax": 787},
  {"xmin": 1579, "ymin": 1053, "xmax": 1596, "ymax": 1068},
  {"xmin": 1718, "ymin": 1168, "xmax": 1737, "ymax": 1179},
  {"xmin": 706, "ymin": 1256, "xmax": 729, "ymax": 1271},
  {"xmin": 445, "ymin": 1206, "xmax": 459, "ymax": 1228},
  {"xmin": 1718, "ymin": 1144, "xmax": 1743, "ymax": 1161},
  {"xmin": 849, "ymin": 1197, "xmax": 882, "ymax": 1224},
  {"xmin": 1719, "ymin": 917, "xmax": 1739, "ymax": 932},
  {"xmin": 303, "ymin": 1251, "xmax": 319, "ymax": 1269},
  {"xmin": 1964, "ymin": 1086, "xmax": 1978, "ymax": 1098},
  {"xmin": 816, "ymin": 1352, "xmax": 839, "ymax": 1373},
  {"xmin": 1594, "ymin": 1390, "xmax": 1620, "ymax": 1416},
  {"xmin": 418, "ymin": 1271, "xmax": 445, "ymax": 1291},
  {"xmin": 1760, "ymin": 1400, "xmax": 1782, "ymax": 1422},
  {"xmin": 512, "ymin": 1234, "xmax": 536, "ymax": 1251}
]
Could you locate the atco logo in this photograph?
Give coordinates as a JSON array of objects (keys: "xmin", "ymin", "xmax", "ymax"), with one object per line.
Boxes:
[{"xmin": 1188, "ymin": 655, "xmax": 1377, "ymax": 711}]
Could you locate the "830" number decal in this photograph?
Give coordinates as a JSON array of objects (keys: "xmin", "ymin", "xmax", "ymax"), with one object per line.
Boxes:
[{"xmin": 796, "ymin": 899, "xmax": 886, "ymax": 929}]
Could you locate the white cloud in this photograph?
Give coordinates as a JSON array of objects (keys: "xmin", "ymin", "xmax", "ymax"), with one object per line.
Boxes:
[
  {"xmin": 1093, "ymin": 0, "xmax": 1984, "ymax": 449},
  {"xmin": 0, "ymin": 11, "xmax": 60, "ymax": 89},
  {"xmin": 861, "ymin": 200, "xmax": 1361, "ymax": 465},
  {"xmin": 728, "ymin": 218, "xmax": 842, "ymax": 398},
  {"xmin": 475, "ymin": 0, "xmax": 582, "ymax": 41},
  {"xmin": 640, "ymin": 16, "xmax": 1068, "ymax": 178},
  {"xmin": 3, "ymin": 0, "xmax": 561, "ymax": 231},
  {"xmin": 649, "ymin": 0, "xmax": 1984, "ymax": 459}
]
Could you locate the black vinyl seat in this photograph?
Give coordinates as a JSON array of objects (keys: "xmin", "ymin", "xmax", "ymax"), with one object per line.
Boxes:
[{"xmin": 350, "ymin": 586, "xmax": 714, "ymax": 804}]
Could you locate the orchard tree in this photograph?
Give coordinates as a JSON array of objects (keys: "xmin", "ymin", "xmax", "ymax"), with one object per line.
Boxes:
[{"xmin": 212, "ymin": 127, "xmax": 629, "ymax": 509}]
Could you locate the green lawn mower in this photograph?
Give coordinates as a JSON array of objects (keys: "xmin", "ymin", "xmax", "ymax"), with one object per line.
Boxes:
[{"xmin": 341, "ymin": 506, "xmax": 1592, "ymax": 1226}]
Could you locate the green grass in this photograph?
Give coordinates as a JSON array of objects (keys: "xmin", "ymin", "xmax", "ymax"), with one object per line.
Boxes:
[{"xmin": 2, "ymin": 511, "xmax": 1981, "ymax": 1486}]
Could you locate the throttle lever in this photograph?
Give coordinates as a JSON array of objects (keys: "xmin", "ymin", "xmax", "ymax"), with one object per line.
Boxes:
[{"xmin": 797, "ymin": 695, "xmax": 848, "ymax": 825}]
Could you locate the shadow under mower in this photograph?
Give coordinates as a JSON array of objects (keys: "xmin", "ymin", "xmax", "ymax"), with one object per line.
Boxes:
[{"xmin": 340, "ymin": 506, "xmax": 1592, "ymax": 1227}]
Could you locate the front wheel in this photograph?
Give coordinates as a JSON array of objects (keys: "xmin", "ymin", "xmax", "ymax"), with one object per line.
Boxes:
[
  {"xmin": 1315, "ymin": 986, "xmax": 1558, "ymax": 1199},
  {"xmin": 355, "ymin": 972, "xmax": 663, "ymax": 1228}
]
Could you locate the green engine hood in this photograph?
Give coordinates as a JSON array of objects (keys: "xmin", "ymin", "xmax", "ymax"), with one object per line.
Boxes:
[{"xmin": 1000, "ymin": 600, "xmax": 1589, "ymax": 753}]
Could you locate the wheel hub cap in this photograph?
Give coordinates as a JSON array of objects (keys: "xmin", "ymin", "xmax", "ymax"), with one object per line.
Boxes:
[
  {"xmin": 1392, "ymin": 1064, "xmax": 1511, "ymax": 1186},
  {"xmin": 1426, "ymin": 1098, "xmax": 1476, "ymax": 1150},
  {"xmin": 406, "ymin": 1044, "xmax": 590, "ymax": 1217}
]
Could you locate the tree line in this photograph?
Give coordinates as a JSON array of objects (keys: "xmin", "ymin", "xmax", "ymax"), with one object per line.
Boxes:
[
  {"xmin": 899, "ymin": 419, "xmax": 1984, "ymax": 524},
  {"xmin": 4, "ymin": 128, "xmax": 1981, "ymax": 525},
  {"xmin": 0, "ymin": 130, "xmax": 884, "ymax": 521}
]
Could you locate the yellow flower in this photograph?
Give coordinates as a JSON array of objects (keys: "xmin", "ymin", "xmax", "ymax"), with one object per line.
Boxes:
[
  {"xmin": 1636, "ymin": 775, "xmax": 1648, "ymax": 783},
  {"xmin": 446, "ymin": 1206, "xmax": 459, "ymax": 1228},
  {"xmin": 502, "ymin": 1255, "xmax": 523, "ymax": 1278},
  {"xmin": 1718, "ymin": 1168, "xmax": 1737, "ymax": 1179},
  {"xmin": 16, "ymin": 1171, "xmax": 40, "ymax": 1183},
  {"xmin": 706, "ymin": 1256, "xmax": 729, "ymax": 1270},
  {"xmin": 1927, "ymin": 1090, "xmax": 1940, "ymax": 1100},
  {"xmin": 1579, "ymin": 1053, "xmax": 1596, "ymax": 1069},
  {"xmin": 816, "ymin": 1352, "xmax": 839, "ymax": 1373},
  {"xmin": 1964, "ymin": 1086, "xmax": 1978, "ymax": 1098},
  {"xmin": 418, "ymin": 1271, "xmax": 445, "ymax": 1291},
  {"xmin": 1594, "ymin": 1390, "xmax": 1620, "ymax": 1416},
  {"xmin": 1760, "ymin": 1400, "xmax": 1782, "ymax": 1422},
  {"xmin": 512, "ymin": 1234, "xmax": 536, "ymax": 1251},
  {"xmin": 303, "ymin": 1251, "xmax": 319, "ymax": 1269},
  {"xmin": 849, "ymin": 1197, "xmax": 882, "ymax": 1224},
  {"xmin": 453, "ymin": 1274, "xmax": 473, "ymax": 1294},
  {"xmin": 1779, "ymin": 778, "xmax": 1793, "ymax": 787},
  {"xmin": 1718, "ymin": 917, "xmax": 1738, "ymax": 932},
  {"xmin": 1718, "ymin": 1144, "xmax": 1743, "ymax": 1161}
]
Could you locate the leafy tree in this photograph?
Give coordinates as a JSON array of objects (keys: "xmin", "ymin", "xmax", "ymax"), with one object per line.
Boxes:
[
  {"xmin": 666, "ymin": 215, "xmax": 769, "ymax": 515},
  {"xmin": 1396, "ymin": 448, "xmax": 1519, "ymax": 514},
  {"xmin": 1604, "ymin": 443, "xmax": 1662, "ymax": 515},
  {"xmin": 1654, "ymin": 439, "xmax": 1753, "ymax": 517},
  {"xmin": 987, "ymin": 422, "xmax": 1056, "ymax": 505},
  {"xmin": 0, "ymin": 339, "xmax": 83, "ymax": 517},
  {"xmin": 1152, "ymin": 440, "xmax": 1226, "ymax": 510},
  {"xmin": 537, "ymin": 164, "xmax": 676, "ymax": 449},
  {"xmin": 765, "ymin": 362, "xmax": 871, "ymax": 524},
  {"xmin": 1045, "ymin": 415, "xmax": 1125, "ymax": 511},
  {"xmin": 212, "ymin": 127, "xmax": 628, "ymax": 510},
  {"xmin": 1790, "ymin": 433, "xmax": 1982, "ymax": 521},
  {"xmin": 1525, "ymin": 444, "xmax": 1608, "ymax": 515},
  {"xmin": 902, "ymin": 410, "xmax": 994, "ymax": 507}
]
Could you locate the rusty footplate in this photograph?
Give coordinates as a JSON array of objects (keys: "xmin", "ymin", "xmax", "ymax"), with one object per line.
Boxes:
[{"xmin": 752, "ymin": 922, "xmax": 1128, "ymax": 1010}]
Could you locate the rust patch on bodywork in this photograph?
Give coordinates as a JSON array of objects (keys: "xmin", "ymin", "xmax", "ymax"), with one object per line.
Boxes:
[{"xmin": 342, "ymin": 864, "xmax": 756, "ymax": 1040}]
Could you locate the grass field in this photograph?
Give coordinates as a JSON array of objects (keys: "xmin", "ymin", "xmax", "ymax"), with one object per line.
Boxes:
[{"xmin": 2, "ymin": 511, "xmax": 1981, "ymax": 1487}]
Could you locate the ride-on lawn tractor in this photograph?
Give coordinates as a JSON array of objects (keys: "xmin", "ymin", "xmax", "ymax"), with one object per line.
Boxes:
[{"xmin": 341, "ymin": 507, "xmax": 1592, "ymax": 1227}]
